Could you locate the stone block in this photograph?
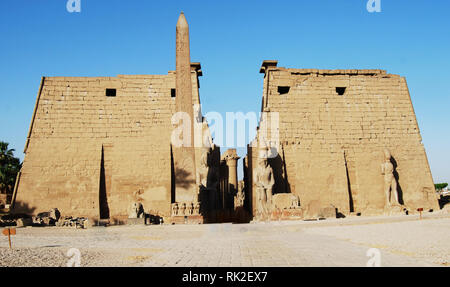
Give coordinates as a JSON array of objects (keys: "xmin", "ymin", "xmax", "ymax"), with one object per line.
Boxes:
[
  {"xmin": 16, "ymin": 218, "xmax": 33, "ymax": 228},
  {"xmin": 318, "ymin": 206, "xmax": 337, "ymax": 219},
  {"xmin": 127, "ymin": 218, "xmax": 146, "ymax": 225}
]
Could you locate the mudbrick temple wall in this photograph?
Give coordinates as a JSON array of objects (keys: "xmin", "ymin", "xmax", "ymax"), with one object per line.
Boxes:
[{"xmin": 247, "ymin": 61, "xmax": 439, "ymax": 219}]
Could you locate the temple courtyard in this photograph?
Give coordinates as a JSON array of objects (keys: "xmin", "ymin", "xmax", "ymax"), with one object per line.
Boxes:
[{"xmin": 0, "ymin": 213, "xmax": 449, "ymax": 267}]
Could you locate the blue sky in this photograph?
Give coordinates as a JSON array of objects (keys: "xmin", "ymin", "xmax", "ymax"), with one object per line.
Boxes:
[{"xmin": 0, "ymin": 0, "xmax": 449, "ymax": 183}]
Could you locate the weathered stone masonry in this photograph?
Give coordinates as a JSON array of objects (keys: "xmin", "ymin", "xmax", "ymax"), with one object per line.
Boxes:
[
  {"xmin": 13, "ymin": 69, "xmax": 203, "ymax": 223},
  {"xmin": 12, "ymin": 14, "xmax": 439, "ymax": 223},
  {"xmin": 247, "ymin": 61, "xmax": 438, "ymax": 218}
]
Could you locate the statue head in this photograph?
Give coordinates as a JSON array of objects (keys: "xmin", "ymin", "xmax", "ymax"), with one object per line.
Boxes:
[
  {"xmin": 384, "ymin": 148, "xmax": 391, "ymax": 161},
  {"xmin": 257, "ymin": 144, "xmax": 271, "ymax": 167}
]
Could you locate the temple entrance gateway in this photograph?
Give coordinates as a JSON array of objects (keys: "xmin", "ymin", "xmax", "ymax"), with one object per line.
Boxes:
[{"xmin": 11, "ymin": 13, "xmax": 439, "ymax": 223}]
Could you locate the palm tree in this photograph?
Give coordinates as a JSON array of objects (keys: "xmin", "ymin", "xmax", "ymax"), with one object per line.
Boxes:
[
  {"xmin": 0, "ymin": 142, "xmax": 15, "ymax": 162},
  {"xmin": 0, "ymin": 141, "xmax": 21, "ymax": 196}
]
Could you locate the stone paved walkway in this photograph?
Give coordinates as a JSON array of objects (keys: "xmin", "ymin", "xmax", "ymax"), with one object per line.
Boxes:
[{"xmin": 1, "ymin": 213, "xmax": 448, "ymax": 267}]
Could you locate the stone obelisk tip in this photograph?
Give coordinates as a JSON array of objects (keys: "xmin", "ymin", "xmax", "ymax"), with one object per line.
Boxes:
[{"xmin": 177, "ymin": 12, "xmax": 188, "ymax": 28}]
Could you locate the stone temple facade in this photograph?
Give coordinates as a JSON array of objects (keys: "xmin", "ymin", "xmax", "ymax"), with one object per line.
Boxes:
[
  {"xmin": 12, "ymin": 13, "xmax": 230, "ymax": 224},
  {"xmin": 11, "ymin": 13, "xmax": 439, "ymax": 224},
  {"xmin": 246, "ymin": 61, "xmax": 439, "ymax": 220}
]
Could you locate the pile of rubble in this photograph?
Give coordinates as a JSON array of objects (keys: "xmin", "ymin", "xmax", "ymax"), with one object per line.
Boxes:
[
  {"xmin": 8, "ymin": 208, "xmax": 91, "ymax": 229},
  {"xmin": 55, "ymin": 216, "xmax": 90, "ymax": 229},
  {"xmin": 31, "ymin": 208, "xmax": 61, "ymax": 226}
]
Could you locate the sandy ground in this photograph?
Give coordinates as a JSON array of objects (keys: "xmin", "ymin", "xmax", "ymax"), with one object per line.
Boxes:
[{"xmin": 0, "ymin": 212, "xmax": 448, "ymax": 267}]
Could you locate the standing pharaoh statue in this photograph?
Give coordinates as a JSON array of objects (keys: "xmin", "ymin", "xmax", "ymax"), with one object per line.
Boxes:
[
  {"xmin": 234, "ymin": 181, "xmax": 245, "ymax": 209},
  {"xmin": 381, "ymin": 148, "xmax": 400, "ymax": 207},
  {"xmin": 196, "ymin": 147, "xmax": 210, "ymax": 190},
  {"xmin": 254, "ymin": 148, "xmax": 275, "ymax": 221}
]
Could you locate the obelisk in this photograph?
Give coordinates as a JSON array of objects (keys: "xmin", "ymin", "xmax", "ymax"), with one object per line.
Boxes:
[{"xmin": 173, "ymin": 12, "xmax": 197, "ymax": 203}]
